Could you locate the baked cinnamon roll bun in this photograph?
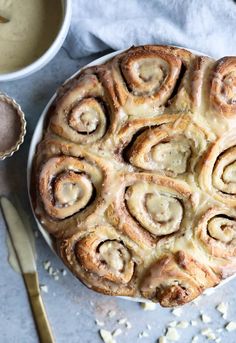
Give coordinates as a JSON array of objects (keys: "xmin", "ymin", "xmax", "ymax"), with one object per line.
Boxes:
[
  {"xmin": 33, "ymin": 137, "xmax": 110, "ymax": 236},
  {"xmin": 50, "ymin": 70, "xmax": 117, "ymax": 145},
  {"xmin": 210, "ymin": 57, "xmax": 236, "ymax": 118},
  {"xmin": 108, "ymin": 45, "xmax": 193, "ymax": 116},
  {"xmin": 31, "ymin": 45, "xmax": 236, "ymax": 306},
  {"xmin": 141, "ymin": 251, "xmax": 219, "ymax": 306},
  {"xmin": 106, "ymin": 173, "xmax": 194, "ymax": 247},
  {"xmin": 199, "ymin": 131, "xmax": 236, "ymax": 207},
  {"xmin": 59, "ymin": 226, "xmax": 137, "ymax": 295},
  {"xmin": 196, "ymin": 207, "xmax": 236, "ymax": 258},
  {"xmin": 127, "ymin": 117, "xmax": 209, "ymax": 176},
  {"xmin": 39, "ymin": 156, "xmax": 96, "ymax": 219}
]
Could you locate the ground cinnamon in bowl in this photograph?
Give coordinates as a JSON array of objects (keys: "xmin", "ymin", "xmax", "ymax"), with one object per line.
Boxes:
[{"xmin": 0, "ymin": 94, "xmax": 26, "ymax": 159}]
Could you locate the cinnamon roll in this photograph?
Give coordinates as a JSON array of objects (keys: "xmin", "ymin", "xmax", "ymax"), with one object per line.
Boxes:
[
  {"xmin": 39, "ymin": 156, "xmax": 96, "ymax": 219},
  {"xmin": 210, "ymin": 57, "xmax": 236, "ymax": 118},
  {"xmin": 106, "ymin": 173, "xmax": 194, "ymax": 246},
  {"xmin": 50, "ymin": 71, "xmax": 116, "ymax": 145},
  {"xmin": 127, "ymin": 117, "xmax": 209, "ymax": 176},
  {"xmin": 141, "ymin": 251, "xmax": 219, "ymax": 306},
  {"xmin": 59, "ymin": 226, "xmax": 137, "ymax": 296},
  {"xmin": 33, "ymin": 136, "xmax": 110, "ymax": 236},
  {"xmin": 199, "ymin": 131, "xmax": 236, "ymax": 207},
  {"xmin": 31, "ymin": 45, "xmax": 236, "ymax": 306},
  {"xmin": 108, "ymin": 45, "xmax": 193, "ymax": 116},
  {"xmin": 196, "ymin": 207, "xmax": 236, "ymax": 258}
]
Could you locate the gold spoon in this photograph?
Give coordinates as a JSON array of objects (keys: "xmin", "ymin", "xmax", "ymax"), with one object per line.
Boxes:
[{"xmin": 0, "ymin": 15, "xmax": 9, "ymax": 23}]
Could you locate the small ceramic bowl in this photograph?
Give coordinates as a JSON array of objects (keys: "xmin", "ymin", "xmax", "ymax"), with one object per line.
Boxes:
[
  {"xmin": 0, "ymin": 93, "xmax": 26, "ymax": 160},
  {"xmin": 0, "ymin": 0, "xmax": 72, "ymax": 82}
]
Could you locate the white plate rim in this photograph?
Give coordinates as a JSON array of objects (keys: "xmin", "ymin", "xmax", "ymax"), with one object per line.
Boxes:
[{"xmin": 27, "ymin": 46, "xmax": 234, "ymax": 299}]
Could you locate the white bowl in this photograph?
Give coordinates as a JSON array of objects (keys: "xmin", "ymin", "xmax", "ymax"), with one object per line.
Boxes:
[
  {"xmin": 27, "ymin": 46, "xmax": 234, "ymax": 300},
  {"xmin": 0, "ymin": 0, "xmax": 72, "ymax": 82}
]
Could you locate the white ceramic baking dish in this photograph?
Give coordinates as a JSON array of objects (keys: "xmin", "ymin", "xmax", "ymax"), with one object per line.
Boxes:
[{"xmin": 27, "ymin": 47, "xmax": 234, "ymax": 302}]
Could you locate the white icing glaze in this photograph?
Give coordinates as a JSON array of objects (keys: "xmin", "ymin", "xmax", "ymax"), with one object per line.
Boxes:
[
  {"xmin": 208, "ymin": 217, "xmax": 236, "ymax": 244},
  {"xmin": 126, "ymin": 182, "xmax": 183, "ymax": 235},
  {"xmin": 151, "ymin": 139, "xmax": 191, "ymax": 174},
  {"xmin": 99, "ymin": 241, "xmax": 125, "ymax": 272}
]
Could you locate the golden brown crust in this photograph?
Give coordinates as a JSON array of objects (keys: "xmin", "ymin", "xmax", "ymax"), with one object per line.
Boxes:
[
  {"xmin": 196, "ymin": 207, "xmax": 236, "ymax": 258},
  {"xmin": 140, "ymin": 251, "xmax": 220, "ymax": 306},
  {"xmin": 31, "ymin": 45, "xmax": 236, "ymax": 306},
  {"xmin": 199, "ymin": 131, "xmax": 236, "ymax": 207},
  {"xmin": 105, "ymin": 173, "xmax": 195, "ymax": 247},
  {"xmin": 106, "ymin": 45, "xmax": 193, "ymax": 117},
  {"xmin": 210, "ymin": 57, "xmax": 236, "ymax": 118},
  {"xmin": 58, "ymin": 226, "xmax": 138, "ymax": 296},
  {"xmin": 127, "ymin": 116, "xmax": 210, "ymax": 176},
  {"xmin": 33, "ymin": 137, "xmax": 112, "ymax": 237},
  {"xmin": 190, "ymin": 56, "xmax": 214, "ymax": 108}
]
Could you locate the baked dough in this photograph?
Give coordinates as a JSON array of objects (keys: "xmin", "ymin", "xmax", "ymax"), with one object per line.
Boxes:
[{"xmin": 31, "ymin": 45, "xmax": 236, "ymax": 306}]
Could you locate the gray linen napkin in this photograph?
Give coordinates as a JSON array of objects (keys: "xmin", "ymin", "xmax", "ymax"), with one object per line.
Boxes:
[{"xmin": 64, "ymin": 0, "xmax": 236, "ymax": 58}]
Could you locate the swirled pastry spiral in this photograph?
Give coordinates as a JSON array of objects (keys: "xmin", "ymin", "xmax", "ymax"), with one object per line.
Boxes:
[
  {"xmin": 141, "ymin": 251, "xmax": 220, "ymax": 306},
  {"xmin": 196, "ymin": 207, "xmax": 236, "ymax": 258},
  {"xmin": 31, "ymin": 45, "xmax": 236, "ymax": 307},
  {"xmin": 39, "ymin": 156, "xmax": 95, "ymax": 219},
  {"xmin": 210, "ymin": 57, "xmax": 236, "ymax": 118},
  {"xmin": 199, "ymin": 131, "xmax": 236, "ymax": 207},
  {"xmin": 59, "ymin": 226, "xmax": 138, "ymax": 295},
  {"xmin": 106, "ymin": 173, "xmax": 194, "ymax": 247},
  {"xmin": 127, "ymin": 117, "xmax": 208, "ymax": 176}
]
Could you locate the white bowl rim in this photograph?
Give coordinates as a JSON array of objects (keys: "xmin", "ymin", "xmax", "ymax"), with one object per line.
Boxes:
[
  {"xmin": 0, "ymin": 0, "xmax": 72, "ymax": 81},
  {"xmin": 27, "ymin": 45, "xmax": 235, "ymax": 298}
]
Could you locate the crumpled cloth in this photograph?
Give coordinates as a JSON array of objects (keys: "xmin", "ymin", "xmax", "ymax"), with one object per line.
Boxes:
[{"xmin": 64, "ymin": 0, "xmax": 236, "ymax": 59}]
